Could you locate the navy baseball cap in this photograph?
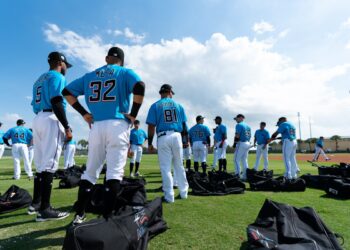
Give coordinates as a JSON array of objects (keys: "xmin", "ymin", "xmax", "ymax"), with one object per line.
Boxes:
[
  {"xmin": 159, "ymin": 84, "xmax": 175, "ymax": 94},
  {"xmin": 134, "ymin": 120, "xmax": 140, "ymax": 125},
  {"xmin": 48, "ymin": 52, "xmax": 72, "ymax": 68},
  {"xmin": 234, "ymin": 114, "xmax": 245, "ymax": 120},
  {"xmin": 214, "ymin": 116, "xmax": 222, "ymax": 120},
  {"xmin": 196, "ymin": 115, "xmax": 205, "ymax": 122},
  {"xmin": 0, "ymin": 122, "xmax": 2, "ymax": 126},
  {"xmin": 107, "ymin": 47, "xmax": 124, "ymax": 66},
  {"xmin": 16, "ymin": 119, "xmax": 25, "ymax": 126}
]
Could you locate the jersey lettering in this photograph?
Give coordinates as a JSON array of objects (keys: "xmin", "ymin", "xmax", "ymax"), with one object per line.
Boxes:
[
  {"xmin": 164, "ymin": 109, "xmax": 178, "ymax": 123},
  {"xmin": 35, "ymin": 86, "xmax": 42, "ymax": 103}
]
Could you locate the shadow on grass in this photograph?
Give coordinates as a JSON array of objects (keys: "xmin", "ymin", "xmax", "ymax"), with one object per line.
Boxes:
[
  {"xmin": 0, "ymin": 219, "xmax": 34, "ymax": 229},
  {"xmin": 0, "ymin": 225, "xmax": 66, "ymax": 249},
  {"xmin": 146, "ymin": 186, "xmax": 163, "ymax": 193},
  {"xmin": 146, "ymin": 180, "xmax": 163, "ymax": 184},
  {"xmin": 0, "ymin": 212, "xmax": 28, "ymax": 220}
]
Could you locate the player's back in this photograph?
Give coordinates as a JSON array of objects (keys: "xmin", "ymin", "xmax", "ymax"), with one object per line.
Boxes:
[
  {"xmin": 147, "ymin": 97, "xmax": 186, "ymax": 133},
  {"xmin": 32, "ymin": 71, "xmax": 66, "ymax": 114},
  {"xmin": 189, "ymin": 124, "xmax": 210, "ymax": 142},
  {"xmin": 278, "ymin": 122, "xmax": 296, "ymax": 140},
  {"xmin": 80, "ymin": 65, "xmax": 139, "ymax": 121},
  {"xmin": 6, "ymin": 126, "xmax": 32, "ymax": 144}
]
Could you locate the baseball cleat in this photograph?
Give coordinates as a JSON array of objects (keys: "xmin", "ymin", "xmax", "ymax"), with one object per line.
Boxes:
[
  {"xmin": 36, "ymin": 207, "xmax": 70, "ymax": 222},
  {"xmin": 134, "ymin": 172, "xmax": 142, "ymax": 177},
  {"xmin": 72, "ymin": 214, "xmax": 86, "ymax": 225},
  {"xmin": 27, "ymin": 203, "xmax": 41, "ymax": 215}
]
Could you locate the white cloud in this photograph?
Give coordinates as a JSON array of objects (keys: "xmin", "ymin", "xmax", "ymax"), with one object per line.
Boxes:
[
  {"xmin": 252, "ymin": 21, "xmax": 275, "ymax": 34},
  {"xmin": 341, "ymin": 17, "xmax": 350, "ymax": 29},
  {"xmin": 44, "ymin": 24, "xmax": 350, "ymax": 142},
  {"xmin": 108, "ymin": 27, "xmax": 145, "ymax": 44}
]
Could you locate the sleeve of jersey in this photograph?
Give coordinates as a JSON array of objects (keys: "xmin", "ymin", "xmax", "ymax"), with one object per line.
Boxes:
[
  {"xmin": 206, "ymin": 127, "xmax": 211, "ymax": 136},
  {"xmin": 266, "ymin": 131, "xmax": 271, "ymax": 139},
  {"xmin": 146, "ymin": 104, "xmax": 157, "ymax": 125},
  {"xmin": 143, "ymin": 130, "xmax": 148, "ymax": 138},
  {"xmin": 235, "ymin": 124, "xmax": 240, "ymax": 134},
  {"xmin": 65, "ymin": 77, "xmax": 85, "ymax": 97},
  {"xmin": 3, "ymin": 129, "xmax": 11, "ymax": 139},
  {"xmin": 27, "ymin": 129, "xmax": 33, "ymax": 141},
  {"xmin": 126, "ymin": 69, "xmax": 142, "ymax": 92},
  {"xmin": 277, "ymin": 125, "xmax": 284, "ymax": 134},
  {"xmin": 49, "ymin": 75, "xmax": 66, "ymax": 100}
]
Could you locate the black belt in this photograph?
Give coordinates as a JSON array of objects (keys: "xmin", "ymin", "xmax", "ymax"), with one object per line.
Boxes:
[
  {"xmin": 43, "ymin": 109, "xmax": 53, "ymax": 112},
  {"xmin": 157, "ymin": 130, "xmax": 180, "ymax": 138}
]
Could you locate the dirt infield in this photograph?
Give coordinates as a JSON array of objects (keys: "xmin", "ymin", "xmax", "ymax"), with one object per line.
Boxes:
[{"xmin": 269, "ymin": 153, "xmax": 350, "ymax": 163}]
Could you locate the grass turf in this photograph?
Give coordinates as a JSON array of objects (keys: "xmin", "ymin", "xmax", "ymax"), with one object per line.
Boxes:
[{"xmin": 0, "ymin": 154, "xmax": 348, "ymax": 250}]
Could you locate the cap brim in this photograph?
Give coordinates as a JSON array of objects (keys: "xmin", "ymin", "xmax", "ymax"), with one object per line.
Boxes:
[
  {"xmin": 65, "ymin": 62, "xmax": 72, "ymax": 68},
  {"xmin": 171, "ymin": 90, "xmax": 175, "ymax": 94}
]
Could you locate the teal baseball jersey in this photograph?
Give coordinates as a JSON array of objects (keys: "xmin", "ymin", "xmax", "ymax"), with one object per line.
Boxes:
[
  {"xmin": 130, "ymin": 128, "xmax": 147, "ymax": 145},
  {"xmin": 254, "ymin": 129, "xmax": 270, "ymax": 145},
  {"xmin": 214, "ymin": 124, "xmax": 227, "ymax": 142},
  {"xmin": 146, "ymin": 97, "xmax": 187, "ymax": 133},
  {"xmin": 3, "ymin": 126, "xmax": 33, "ymax": 144},
  {"xmin": 65, "ymin": 64, "xmax": 141, "ymax": 121},
  {"xmin": 189, "ymin": 124, "xmax": 211, "ymax": 143},
  {"xmin": 235, "ymin": 122, "xmax": 251, "ymax": 142},
  {"xmin": 32, "ymin": 70, "xmax": 67, "ymax": 114},
  {"xmin": 277, "ymin": 121, "xmax": 296, "ymax": 140}
]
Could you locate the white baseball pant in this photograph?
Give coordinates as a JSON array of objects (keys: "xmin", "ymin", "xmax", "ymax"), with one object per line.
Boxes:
[
  {"xmin": 313, "ymin": 146, "xmax": 329, "ymax": 161},
  {"xmin": 64, "ymin": 144, "xmax": 76, "ymax": 169},
  {"xmin": 157, "ymin": 131, "xmax": 189, "ymax": 202},
  {"xmin": 0, "ymin": 144, "xmax": 4, "ymax": 159},
  {"xmin": 192, "ymin": 141, "xmax": 208, "ymax": 163},
  {"xmin": 130, "ymin": 144, "xmax": 143, "ymax": 163},
  {"xmin": 11, "ymin": 143, "xmax": 32, "ymax": 179},
  {"xmin": 214, "ymin": 140, "xmax": 228, "ymax": 159},
  {"xmin": 33, "ymin": 111, "xmax": 64, "ymax": 173},
  {"xmin": 28, "ymin": 145, "xmax": 34, "ymax": 170},
  {"xmin": 183, "ymin": 146, "xmax": 191, "ymax": 160},
  {"xmin": 82, "ymin": 119, "xmax": 130, "ymax": 184},
  {"xmin": 282, "ymin": 139, "xmax": 299, "ymax": 179},
  {"xmin": 234, "ymin": 141, "xmax": 251, "ymax": 179},
  {"xmin": 253, "ymin": 144, "xmax": 269, "ymax": 170}
]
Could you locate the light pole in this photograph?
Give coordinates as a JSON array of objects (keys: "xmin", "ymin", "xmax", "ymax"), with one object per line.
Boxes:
[{"xmin": 297, "ymin": 112, "xmax": 302, "ymax": 152}]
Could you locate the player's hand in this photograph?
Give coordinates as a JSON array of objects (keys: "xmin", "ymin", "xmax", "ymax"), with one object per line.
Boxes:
[
  {"xmin": 65, "ymin": 127, "xmax": 73, "ymax": 142},
  {"xmin": 148, "ymin": 145, "xmax": 156, "ymax": 153},
  {"xmin": 127, "ymin": 150, "xmax": 134, "ymax": 158},
  {"xmin": 83, "ymin": 113, "xmax": 94, "ymax": 129},
  {"xmin": 122, "ymin": 113, "xmax": 136, "ymax": 124},
  {"xmin": 219, "ymin": 142, "xmax": 223, "ymax": 148}
]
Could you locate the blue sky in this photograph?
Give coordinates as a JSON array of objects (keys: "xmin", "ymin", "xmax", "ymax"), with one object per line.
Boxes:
[{"xmin": 1, "ymin": 0, "xmax": 350, "ymax": 142}]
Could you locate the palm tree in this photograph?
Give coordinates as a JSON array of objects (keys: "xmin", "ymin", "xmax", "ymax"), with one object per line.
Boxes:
[
  {"xmin": 78, "ymin": 139, "xmax": 88, "ymax": 150},
  {"xmin": 330, "ymin": 135, "xmax": 342, "ymax": 152},
  {"xmin": 305, "ymin": 138, "xmax": 317, "ymax": 152}
]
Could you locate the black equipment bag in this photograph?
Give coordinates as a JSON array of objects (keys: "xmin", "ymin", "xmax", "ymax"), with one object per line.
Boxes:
[
  {"xmin": 250, "ymin": 177, "xmax": 306, "ymax": 192},
  {"xmin": 318, "ymin": 163, "xmax": 350, "ymax": 177},
  {"xmin": 247, "ymin": 169, "xmax": 274, "ymax": 183},
  {"xmin": 54, "ymin": 165, "xmax": 85, "ymax": 179},
  {"xmin": 58, "ymin": 166, "xmax": 85, "ymax": 189},
  {"xmin": 63, "ymin": 197, "xmax": 168, "ymax": 250},
  {"xmin": 84, "ymin": 177, "xmax": 147, "ymax": 214},
  {"xmin": 187, "ymin": 170, "xmax": 245, "ymax": 196},
  {"xmin": 0, "ymin": 185, "xmax": 32, "ymax": 214},
  {"xmin": 326, "ymin": 178, "xmax": 350, "ymax": 199},
  {"xmin": 300, "ymin": 174, "xmax": 340, "ymax": 190},
  {"xmin": 247, "ymin": 199, "xmax": 343, "ymax": 250}
]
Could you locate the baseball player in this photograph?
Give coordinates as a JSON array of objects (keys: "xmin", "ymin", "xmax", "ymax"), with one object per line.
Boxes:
[
  {"xmin": 63, "ymin": 47, "xmax": 145, "ymax": 224},
  {"xmin": 233, "ymin": 114, "xmax": 251, "ymax": 180},
  {"xmin": 189, "ymin": 115, "xmax": 211, "ymax": 174},
  {"xmin": 267, "ymin": 117, "xmax": 299, "ymax": 179},
  {"xmin": 27, "ymin": 128, "xmax": 34, "ymax": 170},
  {"xmin": 253, "ymin": 122, "xmax": 270, "ymax": 170},
  {"xmin": 64, "ymin": 139, "xmax": 76, "ymax": 169},
  {"xmin": 312, "ymin": 136, "xmax": 330, "ymax": 161},
  {"xmin": 146, "ymin": 84, "xmax": 189, "ymax": 203},
  {"xmin": 128, "ymin": 120, "xmax": 147, "ymax": 177},
  {"xmin": 29, "ymin": 51, "xmax": 72, "ymax": 221},
  {"xmin": 3, "ymin": 119, "xmax": 33, "ymax": 180},
  {"xmin": 0, "ymin": 122, "xmax": 5, "ymax": 159},
  {"xmin": 213, "ymin": 116, "xmax": 228, "ymax": 171},
  {"xmin": 182, "ymin": 124, "xmax": 192, "ymax": 171}
]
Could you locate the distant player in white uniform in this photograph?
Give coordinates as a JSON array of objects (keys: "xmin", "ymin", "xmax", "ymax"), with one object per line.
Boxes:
[
  {"xmin": 3, "ymin": 119, "xmax": 33, "ymax": 180},
  {"xmin": 0, "ymin": 122, "xmax": 5, "ymax": 159},
  {"xmin": 189, "ymin": 115, "xmax": 211, "ymax": 174},
  {"xmin": 128, "ymin": 120, "xmax": 147, "ymax": 177},
  {"xmin": 253, "ymin": 122, "xmax": 270, "ymax": 170},
  {"xmin": 182, "ymin": 125, "xmax": 192, "ymax": 171},
  {"xmin": 63, "ymin": 47, "xmax": 145, "ymax": 224},
  {"xmin": 268, "ymin": 117, "xmax": 299, "ymax": 179},
  {"xmin": 233, "ymin": 114, "xmax": 251, "ymax": 180},
  {"xmin": 146, "ymin": 84, "xmax": 189, "ymax": 203},
  {"xmin": 30, "ymin": 51, "xmax": 72, "ymax": 221},
  {"xmin": 27, "ymin": 128, "xmax": 34, "ymax": 170},
  {"xmin": 64, "ymin": 139, "xmax": 76, "ymax": 169},
  {"xmin": 312, "ymin": 136, "xmax": 330, "ymax": 162},
  {"xmin": 213, "ymin": 116, "xmax": 228, "ymax": 171}
]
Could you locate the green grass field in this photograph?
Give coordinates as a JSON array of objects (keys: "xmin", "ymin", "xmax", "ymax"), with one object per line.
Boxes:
[{"xmin": 0, "ymin": 154, "xmax": 349, "ymax": 250}]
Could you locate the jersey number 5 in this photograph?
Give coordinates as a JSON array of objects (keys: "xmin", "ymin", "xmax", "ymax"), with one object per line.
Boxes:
[
  {"xmin": 89, "ymin": 79, "xmax": 116, "ymax": 102},
  {"xmin": 35, "ymin": 86, "xmax": 42, "ymax": 104}
]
